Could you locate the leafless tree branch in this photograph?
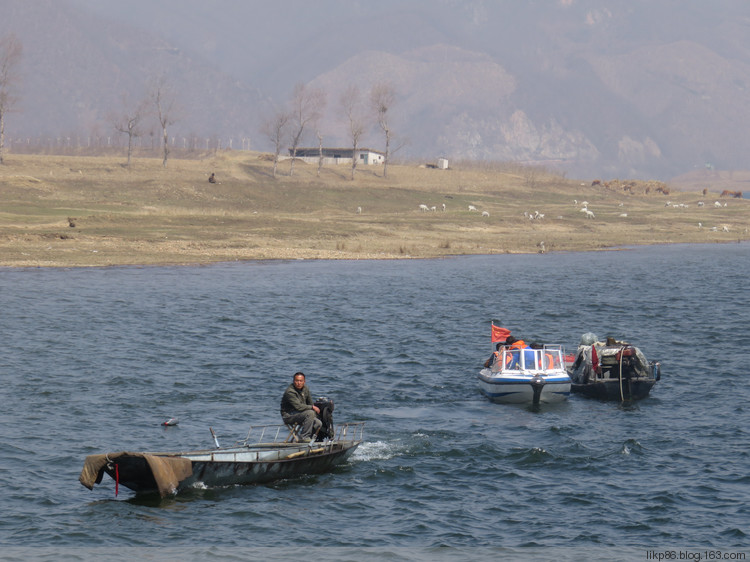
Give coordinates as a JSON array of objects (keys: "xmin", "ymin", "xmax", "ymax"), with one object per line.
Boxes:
[{"xmin": 288, "ymin": 83, "xmax": 326, "ymax": 176}]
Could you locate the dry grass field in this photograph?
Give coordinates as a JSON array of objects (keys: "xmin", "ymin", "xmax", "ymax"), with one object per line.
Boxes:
[{"xmin": 0, "ymin": 151, "xmax": 748, "ymax": 267}]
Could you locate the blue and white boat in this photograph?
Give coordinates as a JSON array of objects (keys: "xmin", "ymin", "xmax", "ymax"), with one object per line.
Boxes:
[{"xmin": 477, "ymin": 344, "xmax": 572, "ymax": 404}]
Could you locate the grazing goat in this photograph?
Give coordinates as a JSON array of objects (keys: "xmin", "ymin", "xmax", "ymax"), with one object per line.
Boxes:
[
  {"xmin": 482, "ymin": 211, "xmax": 490, "ymax": 217},
  {"xmin": 585, "ymin": 210, "xmax": 595, "ymax": 219},
  {"xmin": 468, "ymin": 205, "xmax": 477, "ymax": 211},
  {"xmin": 356, "ymin": 206, "xmax": 362, "ymax": 214},
  {"xmin": 419, "ymin": 204, "xmax": 430, "ymax": 212}
]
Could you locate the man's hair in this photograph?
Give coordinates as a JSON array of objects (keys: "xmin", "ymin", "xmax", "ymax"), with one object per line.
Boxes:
[{"xmin": 293, "ymin": 371, "xmax": 305, "ymax": 380}]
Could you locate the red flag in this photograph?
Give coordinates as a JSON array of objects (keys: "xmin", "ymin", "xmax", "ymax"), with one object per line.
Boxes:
[{"xmin": 491, "ymin": 324, "xmax": 511, "ymax": 343}]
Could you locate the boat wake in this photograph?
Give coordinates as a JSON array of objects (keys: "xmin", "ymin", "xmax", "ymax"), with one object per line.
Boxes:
[{"xmin": 352, "ymin": 441, "xmax": 399, "ymax": 462}]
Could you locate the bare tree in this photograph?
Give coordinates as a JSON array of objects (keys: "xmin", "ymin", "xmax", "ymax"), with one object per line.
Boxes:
[
  {"xmin": 316, "ymin": 130, "xmax": 324, "ymax": 177},
  {"xmin": 152, "ymin": 76, "xmax": 178, "ymax": 168},
  {"xmin": 370, "ymin": 82, "xmax": 396, "ymax": 178},
  {"xmin": 0, "ymin": 34, "xmax": 22, "ymax": 165},
  {"xmin": 261, "ymin": 109, "xmax": 291, "ymax": 178},
  {"xmin": 113, "ymin": 96, "xmax": 149, "ymax": 167},
  {"xmin": 341, "ymin": 85, "xmax": 367, "ymax": 180},
  {"xmin": 288, "ymin": 83, "xmax": 325, "ymax": 176}
]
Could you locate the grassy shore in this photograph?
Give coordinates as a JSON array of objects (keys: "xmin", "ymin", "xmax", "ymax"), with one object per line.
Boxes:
[{"xmin": 0, "ymin": 151, "xmax": 748, "ymax": 267}]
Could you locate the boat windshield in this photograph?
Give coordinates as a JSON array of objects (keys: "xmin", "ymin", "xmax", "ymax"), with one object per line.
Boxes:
[{"xmin": 497, "ymin": 345, "xmax": 564, "ymax": 371}]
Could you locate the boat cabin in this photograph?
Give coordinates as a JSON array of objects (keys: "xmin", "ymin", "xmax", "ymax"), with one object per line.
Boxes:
[{"xmin": 489, "ymin": 345, "xmax": 565, "ymax": 372}]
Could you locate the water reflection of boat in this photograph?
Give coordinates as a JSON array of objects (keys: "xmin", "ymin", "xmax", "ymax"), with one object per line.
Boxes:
[
  {"xmin": 478, "ymin": 344, "xmax": 572, "ymax": 404},
  {"xmin": 79, "ymin": 422, "xmax": 364, "ymax": 497},
  {"xmin": 567, "ymin": 334, "xmax": 661, "ymax": 401}
]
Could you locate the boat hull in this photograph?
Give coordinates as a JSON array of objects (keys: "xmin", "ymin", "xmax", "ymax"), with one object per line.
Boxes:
[
  {"xmin": 99, "ymin": 443, "xmax": 359, "ymax": 494},
  {"xmin": 477, "ymin": 369, "xmax": 571, "ymax": 404},
  {"xmin": 571, "ymin": 378, "xmax": 655, "ymax": 401},
  {"xmin": 80, "ymin": 422, "xmax": 364, "ymax": 497}
]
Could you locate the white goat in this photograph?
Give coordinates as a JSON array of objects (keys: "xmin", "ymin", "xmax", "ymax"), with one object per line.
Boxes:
[
  {"xmin": 419, "ymin": 204, "xmax": 430, "ymax": 212},
  {"xmin": 482, "ymin": 211, "xmax": 490, "ymax": 217},
  {"xmin": 356, "ymin": 206, "xmax": 362, "ymax": 214},
  {"xmin": 585, "ymin": 210, "xmax": 595, "ymax": 219},
  {"xmin": 468, "ymin": 205, "xmax": 477, "ymax": 212}
]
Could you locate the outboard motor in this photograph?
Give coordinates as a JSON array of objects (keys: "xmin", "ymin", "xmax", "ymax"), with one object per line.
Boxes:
[{"xmin": 314, "ymin": 397, "xmax": 335, "ymax": 440}]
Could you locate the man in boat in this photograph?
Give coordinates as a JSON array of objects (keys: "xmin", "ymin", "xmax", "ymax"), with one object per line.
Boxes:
[
  {"xmin": 280, "ymin": 372, "xmax": 322, "ymax": 442},
  {"xmin": 484, "ymin": 342, "xmax": 503, "ymax": 369},
  {"xmin": 505, "ymin": 336, "xmax": 535, "ymax": 369}
]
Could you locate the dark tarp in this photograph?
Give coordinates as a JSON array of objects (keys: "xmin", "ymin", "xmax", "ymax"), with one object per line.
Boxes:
[{"xmin": 79, "ymin": 452, "xmax": 193, "ymax": 497}]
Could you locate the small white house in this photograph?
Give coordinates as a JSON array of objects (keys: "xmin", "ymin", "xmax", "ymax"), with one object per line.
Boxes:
[
  {"xmin": 288, "ymin": 147, "xmax": 385, "ymax": 165},
  {"xmin": 437, "ymin": 157, "xmax": 449, "ymax": 169}
]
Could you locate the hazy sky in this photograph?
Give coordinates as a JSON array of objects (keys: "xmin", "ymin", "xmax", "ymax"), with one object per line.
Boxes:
[{"xmin": 6, "ymin": 0, "xmax": 750, "ymax": 179}]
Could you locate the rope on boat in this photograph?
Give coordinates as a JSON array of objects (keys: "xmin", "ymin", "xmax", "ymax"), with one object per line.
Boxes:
[
  {"xmin": 619, "ymin": 349, "xmax": 624, "ymax": 401},
  {"xmin": 104, "ymin": 453, "xmax": 119, "ymax": 497}
]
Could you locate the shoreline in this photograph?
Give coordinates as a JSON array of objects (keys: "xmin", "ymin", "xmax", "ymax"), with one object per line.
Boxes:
[
  {"xmin": 2, "ymin": 240, "xmax": 746, "ymax": 270},
  {"xmin": 1, "ymin": 152, "xmax": 748, "ymax": 268}
]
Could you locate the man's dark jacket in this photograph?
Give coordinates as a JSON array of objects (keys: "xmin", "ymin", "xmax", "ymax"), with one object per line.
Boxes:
[{"xmin": 280, "ymin": 384, "xmax": 313, "ymax": 418}]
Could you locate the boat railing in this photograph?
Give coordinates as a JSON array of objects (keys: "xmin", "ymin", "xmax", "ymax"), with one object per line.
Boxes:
[
  {"xmin": 237, "ymin": 422, "xmax": 365, "ymax": 448},
  {"xmin": 493, "ymin": 345, "xmax": 566, "ymax": 372}
]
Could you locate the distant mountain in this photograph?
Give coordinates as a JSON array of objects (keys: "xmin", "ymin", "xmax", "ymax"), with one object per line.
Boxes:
[
  {"xmin": 3, "ymin": 0, "xmax": 750, "ymax": 181},
  {"xmin": 0, "ymin": 0, "xmax": 265, "ymax": 145}
]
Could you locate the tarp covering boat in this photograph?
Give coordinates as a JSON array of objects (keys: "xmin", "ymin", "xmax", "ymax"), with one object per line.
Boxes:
[
  {"xmin": 80, "ymin": 452, "xmax": 193, "ymax": 496},
  {"xmin": 567, "ymin": 334, "xmax": 660, "ymax": 400}
]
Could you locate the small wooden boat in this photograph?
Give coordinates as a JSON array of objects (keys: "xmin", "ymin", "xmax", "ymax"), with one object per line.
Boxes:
[
  {"xmin": 477, "ymin": 344, "xmax": 572, "ymax": 404},
  {"xmin": 79, "ymin": 422, "xmax": 364, "ymax": 497},
  {"xmin": 567, "ymin": 335, "xmax": 661, "ymax": 400}
]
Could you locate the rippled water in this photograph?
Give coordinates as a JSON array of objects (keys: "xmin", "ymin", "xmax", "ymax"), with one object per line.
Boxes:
[{"xmin": 1, "ymin": 245, "xmax": 748, "ymax": 560}]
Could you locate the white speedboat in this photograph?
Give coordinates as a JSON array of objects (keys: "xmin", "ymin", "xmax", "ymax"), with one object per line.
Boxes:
[{"xmin": 477, "ymin": 344, "xmax": 572, "ymax": 404}]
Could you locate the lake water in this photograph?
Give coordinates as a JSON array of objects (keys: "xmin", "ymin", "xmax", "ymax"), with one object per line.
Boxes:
[{"xmin": 1, "ymin": 244, "xmax": 748, "ymax": 561}]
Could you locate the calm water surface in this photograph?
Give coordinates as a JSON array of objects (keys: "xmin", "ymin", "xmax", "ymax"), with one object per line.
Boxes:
[{"xmin": 1, "ymin": 244, "xmax": 748, "ymax": 561}]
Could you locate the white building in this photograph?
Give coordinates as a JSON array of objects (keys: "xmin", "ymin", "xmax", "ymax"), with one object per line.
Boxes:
[{"xmin": 288, "ymin": 147, "xmax": 385, "ymax": 165}]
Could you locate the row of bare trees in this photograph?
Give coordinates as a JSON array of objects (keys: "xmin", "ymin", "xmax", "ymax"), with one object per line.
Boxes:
[
  {"xmin": 112, "ymin": 75, "xmax": 177, "ymax": 167},
  {"xmin": 262, "ymin": 81, "xmax": 398, "ymax": 179},
  {"xmin": 0, "ymin": 31, "xmax": 395, "ymax": 175},
  {"xmin": 0, "ymin": 31, "xmax": 178, "ymax": 169}
]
